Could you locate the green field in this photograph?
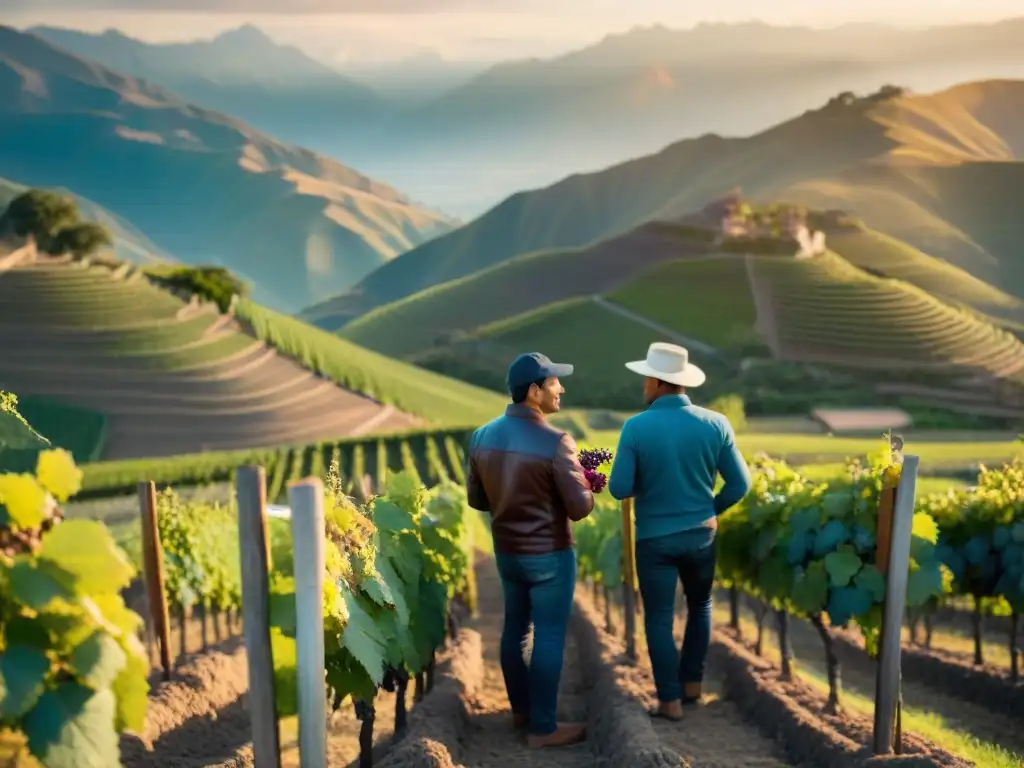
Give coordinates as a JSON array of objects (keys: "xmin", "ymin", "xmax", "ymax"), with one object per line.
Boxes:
[{"xmin": 610, "ymin": 256, "xmax": 761, "ymax": 350}]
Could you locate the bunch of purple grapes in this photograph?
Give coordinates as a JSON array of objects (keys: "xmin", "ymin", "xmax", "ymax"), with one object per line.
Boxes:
[{"xmin": 579, "ymin": 447, "xmax": 614, "ymax": 494}]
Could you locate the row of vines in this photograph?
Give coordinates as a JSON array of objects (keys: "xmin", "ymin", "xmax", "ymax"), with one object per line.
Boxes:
[
  {"xmin": 575, "ymin": 439, "xmax": 1024, "ymax": 715},
  {"xmin": 1, "ymin": 390, "xmax": 478, "ymax": 767},
  {"xmin": 77, "ymin": 427, "xmax": 471, "ymax": 501}
]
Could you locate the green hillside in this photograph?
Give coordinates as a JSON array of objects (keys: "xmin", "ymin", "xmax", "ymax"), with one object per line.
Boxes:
[
  {"xmin": 402, "ymin": 233, "xmax": 1024, "ymax": 418},
  {"xmin": 0, "ymin": 255, "xmax": 502, "ymax": 461},
  {"xmin": 316, "ymin": 79, "xmax": 1024, "ymax": 324},
  {"xmin": 340, "ymin": 222, "xmax": 717, "ymax": 355},
  {"xmin": 416, "ymin": 297, "xmax": 686, "ymax": 408}
]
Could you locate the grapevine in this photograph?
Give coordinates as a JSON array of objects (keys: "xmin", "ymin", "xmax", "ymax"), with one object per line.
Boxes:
[
  {"xmin": 926, "ymin": 458, "xmax": 1024, "ymax": 679},
  {"xmin": 1, "ymin": 392, "xmax": 149, "ymax": 768},
  {"xmin": 147, "ymin": 490, "xmax": 242, "ymax": 624},
  {"xmin": 267, "ymin": 466, "xmax": 475, "ymax": 732}
]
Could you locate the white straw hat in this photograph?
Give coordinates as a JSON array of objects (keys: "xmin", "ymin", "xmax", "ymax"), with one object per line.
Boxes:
[{"xmin": 625, "ymin": 342, "xmax": 706, "ymax": 387}]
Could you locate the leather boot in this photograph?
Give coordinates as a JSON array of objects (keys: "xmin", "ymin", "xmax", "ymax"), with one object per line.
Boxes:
[
  {"xmin": 682, "ymin": 682, "xmax": 703, "ymax": 704},
  {"xmin": 527, "ymin": 723, "xmax": 587, "ymax": 748}
]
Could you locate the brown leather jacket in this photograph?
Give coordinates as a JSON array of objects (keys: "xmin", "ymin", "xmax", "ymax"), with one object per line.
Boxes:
[{"xmin": 466, "ymin": 404, "xmax": 595, "ymax": 555}]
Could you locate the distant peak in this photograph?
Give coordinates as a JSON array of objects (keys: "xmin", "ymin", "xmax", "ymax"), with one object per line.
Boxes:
[{"xmin": 215, "ymin": 24, "xmax": 274, "ymax": 46}]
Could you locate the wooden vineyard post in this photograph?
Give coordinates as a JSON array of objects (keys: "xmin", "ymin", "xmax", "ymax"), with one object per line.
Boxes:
[
  {"xmin": 138, "ymin": 481, "xmax": 172, "ymax": 681},
  {"xmin": 621, "ymin": 498, "xmax": 639, "ymax": 662},
  {"xmin": 873, "ymin": 453, "xmax": 919, "ymax": 756},
  {"xmin": 237, "ymin": 466, "xmax": 282, "ymax": 768},
  {"xmin": 289, "ymin": 478, "xmax": 328, "ymax": 768}
]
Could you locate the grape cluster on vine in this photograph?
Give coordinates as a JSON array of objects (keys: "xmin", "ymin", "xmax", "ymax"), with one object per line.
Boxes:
[{"xmin": 579, "ymin": 448, "xmax": 613, "ymax": 494}]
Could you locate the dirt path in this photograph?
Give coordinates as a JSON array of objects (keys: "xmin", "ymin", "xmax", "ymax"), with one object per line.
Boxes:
[
  {"xmin": 590, "ymin": 295, "xmax": 727, "ymax": 361},
  {"xmin": 464, "ymin": 561, "xmax": 797, "ymax": 767},
  {"xmin": 458, "ymin": 560, "xmax": 596, "ymax": 767},
  {"xmin": 743, "ymin": 255, "xmax": 782, "ymax": 357},
  {"xmin": 645, "ymin": 659, "xmax": 794, "ymax": 766}
]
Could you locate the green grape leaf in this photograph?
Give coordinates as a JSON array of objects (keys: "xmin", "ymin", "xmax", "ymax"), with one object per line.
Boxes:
[
  {"xmin": 824, "ymin": 549, "xmax": 862, "ymax": 588},
  {"xmin": 4, "ymin": 615, "xmax": 52, "ymax": 651},
  {"xmin": 23, "ymin": 683, "xmax": 119, "ymax": 768},
  {"xmin": 821, "ymin": 491, "xmax": 851, "ymax": 518},
  {"xmin": 361, "ymin": 570, "xmax": 395, "ymax": 608},
  {"xmin": 38, "ymin": 521, "xmax": 135, "ymax": 595},
  {"xmin": 789, "ymin": 506, "xmax": 822, "ymax": 534},
  {"xmin": 340, "ymin": 588, "xmax": 387, "ymax": 686},
  {"xmin": 383, "ymin": 532, "xmax": 422, "ymax": 584},
  {"xmin": 372, "ymin": 500, "xmax": 415, "ymax": 534},
  {"xmin": 374, "ymin": 557, "xmax": 409, "ymax": 625},
  {"xmin": 791, "ymin": 561, "xmax": 829, "ymax": 615},
  {"xmin": 906, "ymin": 562, "xmax": 944, "ymax": 607},
  {"xmin": 326, "ymin": 657, "xmax": 377, "ymax": 705},
  {"xmin": 854, "ymin": 565, "xmax": 886, "ymax": 602},
  {"xmin": 911, "ymin": 513, "xmax": 939, "ymax": 545},
  {"xmin": 70, "ymin": 632, "xmax": 127, "ymax": 691},
  {"xmin": 0, "ymin": 645, "xmax": 50, "ymax": 719},
  {"xmin": 7, "ymin": 559, "xmax": 71, "ymax": 610},
  {"xmin": 35, "ymin": 600, "xmax": 96, "ymax": 651},
  {"xmin": 111, "ymin": 648, "xmax": 149, "ymax": 733},
  {"xmin": 90, "ymin": 593, "xmax": 144, "ymax": 639}
]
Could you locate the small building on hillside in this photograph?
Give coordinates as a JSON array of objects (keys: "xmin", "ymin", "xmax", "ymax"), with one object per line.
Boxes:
[{"xmin": 810, "ymin": 407, "xmax": 912, "ymax": 435}]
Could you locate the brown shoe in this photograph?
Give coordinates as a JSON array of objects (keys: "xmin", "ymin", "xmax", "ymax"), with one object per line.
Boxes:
[
  {"xmin": 648, "ymin": 700, "xmax": 684, "ymax": 721},
  {"xmin": 527, "ymin": 723, "xmax": 587, "ymax": 748},
  {"xmin": 682, "ymin": 682, "xmax": 703, "ymax": 705},
  {"xmin": 513, "ymin": 713, "xmax": 529, "ymax": 730}
]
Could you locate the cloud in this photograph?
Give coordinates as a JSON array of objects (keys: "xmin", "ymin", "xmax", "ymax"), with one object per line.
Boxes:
[{"xmin": 7, "ymin": 0, "xmax": 526, "ymax": 11}]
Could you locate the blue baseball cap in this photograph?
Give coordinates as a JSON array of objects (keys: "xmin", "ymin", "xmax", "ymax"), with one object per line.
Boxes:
[{"xmin": 506, "ymin": 352, "xmax": 574, "ymax": 390}]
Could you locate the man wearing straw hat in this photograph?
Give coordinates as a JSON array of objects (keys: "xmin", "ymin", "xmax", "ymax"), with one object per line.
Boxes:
[{"xmin": 609, "ymin": 342, "xmax": 751, "ymax": 721}]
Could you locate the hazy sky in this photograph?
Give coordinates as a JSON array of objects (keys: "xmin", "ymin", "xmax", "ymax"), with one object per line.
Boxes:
[{"xmin": 8, "ymin": 0, "xmax": 1023, "ymax": 64}]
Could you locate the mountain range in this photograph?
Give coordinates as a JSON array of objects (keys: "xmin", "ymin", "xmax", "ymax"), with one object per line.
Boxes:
[
  {"xmin": 0, "ymin": 25, "xmax": 455, "ymax": 311},
  {"xmin": 305, "ymin": 80, "xmax": 1024, "ymax": 330},
  {"xmin": 28, "ymin": 18, "xmax": 1024, "ymax": 217}
]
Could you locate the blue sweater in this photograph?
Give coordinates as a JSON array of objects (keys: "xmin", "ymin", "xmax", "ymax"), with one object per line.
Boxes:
[{"xmin": 608, "ymin": 394, "xmax": 752, "ymax": 541}]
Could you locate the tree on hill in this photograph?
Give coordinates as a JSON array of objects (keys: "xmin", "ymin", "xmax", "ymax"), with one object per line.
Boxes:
[
  {"xmin": 0, "ymin": 189, "xmax": 112, "ymax": 259},
  {"xmin": 145, "ymin": 265, "xmax": 251, "ymax": 313}
]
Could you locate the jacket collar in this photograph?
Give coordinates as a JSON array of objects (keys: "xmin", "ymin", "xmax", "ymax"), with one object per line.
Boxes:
[
  {"xmin": 506, "ymin": 403, "xmax": 545, "ymax": 422},
  {"xmin": 647, "ymin": 393, "xmax": 692, "ymax": 410}
]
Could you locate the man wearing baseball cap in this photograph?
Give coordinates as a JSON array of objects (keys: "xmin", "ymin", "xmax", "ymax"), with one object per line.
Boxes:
[{"xmin": 466, "ymin": 352, "xmax": 594, "ymax": 748}]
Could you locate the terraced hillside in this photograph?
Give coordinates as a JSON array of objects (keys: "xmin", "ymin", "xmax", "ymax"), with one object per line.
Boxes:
[
  {"xmin": 406, "ymin": 244, "xmax": 1024, "ymax": 414},
  {"xmin": 0, "ymin": 256, "xmax": 423, "ymax": 459},
  {"xmin": 745, "ymin": 252, "xmax": 1024, "ymax": 379}
]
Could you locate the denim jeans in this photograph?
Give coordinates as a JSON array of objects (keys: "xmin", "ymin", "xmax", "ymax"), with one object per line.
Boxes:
[
  {"xmin": 636, "ymin": 525, "xmax": 717, "ymax": 703},
  {"xmin": 494, "ymin": 547, "xmax": 576, "ymax": 736}
]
